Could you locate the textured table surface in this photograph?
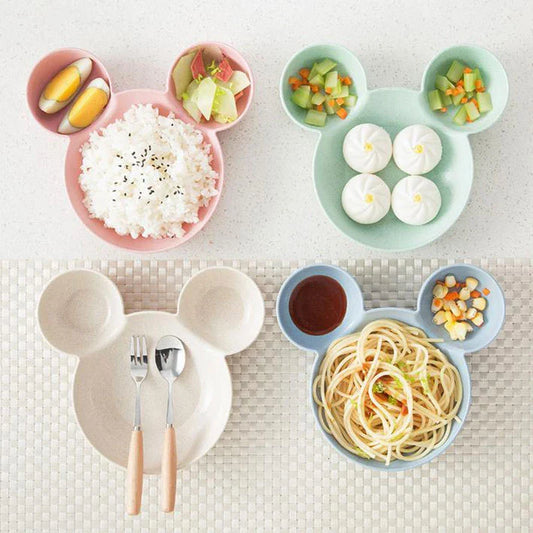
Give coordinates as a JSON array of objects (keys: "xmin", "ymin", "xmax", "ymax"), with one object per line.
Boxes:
[
  {"xmin": 1, "ymin": 0, "xmax": 532, "ymax": 259},
  {"xmin": 1, "ymin": 258, "xmax": 531, "ymax": 532}
]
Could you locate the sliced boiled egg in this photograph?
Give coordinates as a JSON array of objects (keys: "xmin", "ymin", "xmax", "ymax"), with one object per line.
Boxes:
[
  {"xmin": 39, "ymin": 57, "xmax": 93, "ymax": 114},
  {"xmin": 58, "ymin": 78, "xmax": 110, "ymax": 134}
]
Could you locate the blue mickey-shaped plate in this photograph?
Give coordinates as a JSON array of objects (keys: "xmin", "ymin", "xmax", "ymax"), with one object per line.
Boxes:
[{"xmin": 277, "ymin": 263, "xmax": 505, "ymax": 471}]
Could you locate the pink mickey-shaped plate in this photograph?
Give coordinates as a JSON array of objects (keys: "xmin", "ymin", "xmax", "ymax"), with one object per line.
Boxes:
[{"xmin": 27, "ymin": 43, "xmax": 254, "ymax": 252}]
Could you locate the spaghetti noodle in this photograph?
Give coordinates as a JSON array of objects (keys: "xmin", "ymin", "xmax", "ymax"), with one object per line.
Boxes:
[{"xmin": 313, "ymin": 319, "xmax": 462, "ymax": 464}]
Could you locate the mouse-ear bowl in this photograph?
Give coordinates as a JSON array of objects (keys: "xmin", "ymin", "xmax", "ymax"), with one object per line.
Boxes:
[
  {"xmin": 27, "ymin": 47, "xmax": 112, "ymax": 136},
  {"xmin": 280, "ymin": 43, "xmax": 367, "ymax": 133},
  {"xmin": 420, "ymin": 44, "xmax": 509, "ymax": 134},
  {"xmin": 166, "ymin": 41, "xmax": 254, "ymax": 133},
  {"xmin": 417, "ymin": 263, "xmax": 505, "ymax": 353},
  {"xmin": 37, "ymin": 269, "xmax": 125, "ymax": 356}
]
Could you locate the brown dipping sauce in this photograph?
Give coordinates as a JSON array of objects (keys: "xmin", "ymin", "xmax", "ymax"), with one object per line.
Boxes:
[{"xmin": 289, "ymin": 275, "xmax": 347, "ymax": 335}]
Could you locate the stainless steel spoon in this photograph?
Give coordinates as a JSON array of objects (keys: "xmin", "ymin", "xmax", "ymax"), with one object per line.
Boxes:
[{"xmin": 155, "ymin": 335, "xmax": 186, "ymax": 513}]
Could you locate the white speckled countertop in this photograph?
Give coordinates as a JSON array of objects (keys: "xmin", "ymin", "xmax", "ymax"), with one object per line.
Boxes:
[{"xmin": 2, "ymin": 0, "xmax": 531, "ymax": 259}]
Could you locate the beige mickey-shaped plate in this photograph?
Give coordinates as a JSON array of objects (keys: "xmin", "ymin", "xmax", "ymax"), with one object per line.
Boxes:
[{"xmin": 37, "ymin": 267, "xmax": 264, "ymax": 474}]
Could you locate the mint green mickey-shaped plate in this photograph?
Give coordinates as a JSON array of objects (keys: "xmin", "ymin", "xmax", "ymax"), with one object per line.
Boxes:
[{"xmin": 280, "ymin": 44, "xmax": 508, "ymax": 251}]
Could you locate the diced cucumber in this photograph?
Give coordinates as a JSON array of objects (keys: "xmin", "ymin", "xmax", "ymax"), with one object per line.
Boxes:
[
  {"xmin": 316, "ymin": 58, "xmax": 337, "ymax": 76},
  {"xmin": 440, "ymin": 90, "xmax": 452, "ymax": 106},
  {"xmin": 291, "ymin": 85, "xmax": 311, "ymax": 109},
  {"xmin": 305, "ymin": 109, "xmax": 327, "ymax": 127},
  {"xmin": 308, "ymin": 62, "xmax": 319, "ymax": 80},
  {"xmin": 325, "ymin": 71, "xmax": 338, "ymax": 91},
  {"xmin": 453, "ymin": 105, "xmax": 468, "ymax": 126},
  {"xmin": 308, "ymin": 74, "xmax": 324, "ymax": 87},
  {"xmin": 473, "ymin": 67, "xmax": 484, "ymax": 88},
  {"xmin": 452, "ymin": 91, "xmax": 465, "ymax": 106},
  {"xmin": 344, "ymin": 94, "xmax": 357, "ymax": 107},
  {"xmin": 435, "ymin": 74, "xmax": 454, "ymax": 92},
  {"xmin": 311, "ymin": 92, "xmax": 326, "ymax": 105},
  {"xmin": 464, "ymin": 72, "xmax": 475, "ymax": 92},
  {"xmin": 477, "ymin": 91, "xmax": 493, "ymax": 113},
  {"xmin": 332, "ymin": 84, "xmax": 349, "ymax": 98},
  {"xmin": 428, "ymin": 89, "xmax": 443, "ymax": 111},
  {"xmin": 446, "ymin": 60, "xmax": 465, "ymax": 83},
  {"xmin": 464, "ymin": 101, "xmax": 480, "ymax": 121},
  {"xmin": 324, "ymin": 99, "xmax": 338, "ymax": 115}
]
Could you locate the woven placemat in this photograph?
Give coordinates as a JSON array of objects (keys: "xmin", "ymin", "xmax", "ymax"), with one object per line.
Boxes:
[{"xmin": 1, "ymin": 258, "xmax": 531, "ymax": 532}]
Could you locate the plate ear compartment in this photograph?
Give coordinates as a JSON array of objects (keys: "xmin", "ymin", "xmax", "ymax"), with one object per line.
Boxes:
[
  {"xmin": 37, "ymin": 269, "xmax": 125, "ymax": 357},
  {"xmin": 279, "ymin": 43, "xmax": 368, "ymax": 134},
  {"xmin": 419, "ymin": 44, "xmax": 509, "ymax": 135}
]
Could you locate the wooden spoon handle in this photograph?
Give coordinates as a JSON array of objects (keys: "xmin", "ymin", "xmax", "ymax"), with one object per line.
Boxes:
[
  {"xmin": 161, "ymin": 425, "xmax": 177, "ymax": 512},
  {"xmin": 125, "ymin": 429, "xmax": 143, "ymax": 515}
]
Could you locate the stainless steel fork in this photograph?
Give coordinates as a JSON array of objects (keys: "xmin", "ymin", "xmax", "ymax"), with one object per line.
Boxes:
[{"xmin": 125, "ymin": 335, "xmax": 148, "ymax": 516}]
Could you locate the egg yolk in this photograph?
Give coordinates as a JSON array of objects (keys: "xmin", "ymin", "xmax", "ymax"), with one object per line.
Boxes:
[
  {"xmin": 68, "ymin": 87, "xmax": 109, "ymax": 128},
  {"xmin": 365, "ymin": 193, "xmax": 374, "ymax": 203},
  {"xmin": 364, "ymin": 142, "xmax": 373, "ymax": 152},
  {"xmin": 43, "ymin": 66, "xmax": 81, "ymax": 102},
  {"xmin": 413, "ymin": 144, "xmax": 424, "ymax": 154},
  {"xmin": 413, "ymin": 193, "xmax": 422, "ymax": 203}
]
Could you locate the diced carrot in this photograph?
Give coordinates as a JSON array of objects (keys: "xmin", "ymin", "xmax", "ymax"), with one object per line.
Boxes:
[
  {"xmin": 472, "ymin": 98, "xmax": 479, "ymax": 109},
  {"xmin": 440, "ymin": 107, "xmax": 447, "ymax": 113},
  {"xmin": 445, "ymin": 89, "xmax": 453, "ymax": 96},
  {"xmin": 325, "ymin": 87, "xmax": 332, "ymax": 94},
  {"xmin": 310, "ymin": 84, "xmax": 319, "ymax": 93},
  {"xmin": 460, "ymin": 97, "xmax": 468, "ymax": 104},
  {"xmin": 471, "ymin": 290, "xmax": 481, "ymax": 298},
  {"xmin": 336, "ymin": 108, "xmax": 348, "ymax": 119},
  {"xmin": 234, "ymin": 91, "xmax": 244, "ymax": 101},
  {"xmin": 288, "ymin": 76, "xmax": 299, "ymax": 85},
  {"xmin": 444, "ymin": 291, "xmax": 460, "ymax": 301},
  {"xmin": 482, "ymin": 288, "xmax": 491, "ymax": 295},
  {"xmin": 343, "ymin": 76, "xmax": 352, "ymax": 86},
  {"xmin": 464, "ymin": 67, "xmax": 472, "ymax": 73},
  {"xmin": 456, "ymin": 79, "xmax": 464, "ymax": 87},
  {"xmin": 475, "ymin": 79, "xmax": 483, "ymax": 89},
  {"xmin": 466, "ymin": 116, "xmax": 472, "ymax": 122},
  {"xmin": 401, "ymin": 403, "xmax": 408, "ymax": 416},
  {"xmin": 328, "ymin": 99, "xmax": 335, "ymax": 106},
  {"xmin": 316, "ymin": 104, "xmax": 323, "ymax": 111},
  {"xmin": 476, "ymin": 87, "xmax": 485, "ymax": 93},
  {"xmin": 299, "ymin": 68, "xmax": 310, "ymax": 79},
  {"xmin": 290, "ymin": 83, "xmax": 300, "ymax": 91},
  {"xmin": 336, "ymin": 97, "xmax": 345, "ymax": 105}
]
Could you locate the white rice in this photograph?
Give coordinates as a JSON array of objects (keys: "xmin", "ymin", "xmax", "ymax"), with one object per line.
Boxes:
[{"xmin": 79, "ymin": 104, "xmax": 218, "ymax": 239}]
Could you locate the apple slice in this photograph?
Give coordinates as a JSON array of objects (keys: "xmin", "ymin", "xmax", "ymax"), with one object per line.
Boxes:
[
  {"xmin": 172, "ymin": 51, "xmax": 196, "ymax": 100},
  {"xmin": 227, "ymin": 71, "xmax": 250, "ymax": 95},
  {"xmin": 213, "ymin": 86, "xmax": 237, "ymax": 123},
  {"xmin": 193, "ymin": 77, "xmax": 217, "ymax": 120},
  {"xmin": 183, "ymin": 98, "xmax": 202, "ymax": 123}
]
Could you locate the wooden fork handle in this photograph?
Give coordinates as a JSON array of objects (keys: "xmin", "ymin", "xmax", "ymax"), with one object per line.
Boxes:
[
  {"xmin": 161, "ymin": 425, "xmax": 177, "ymax": 512},
  {"xmin": 126, "ymin": 428, "xmax": 143, "ymax": 515}
]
